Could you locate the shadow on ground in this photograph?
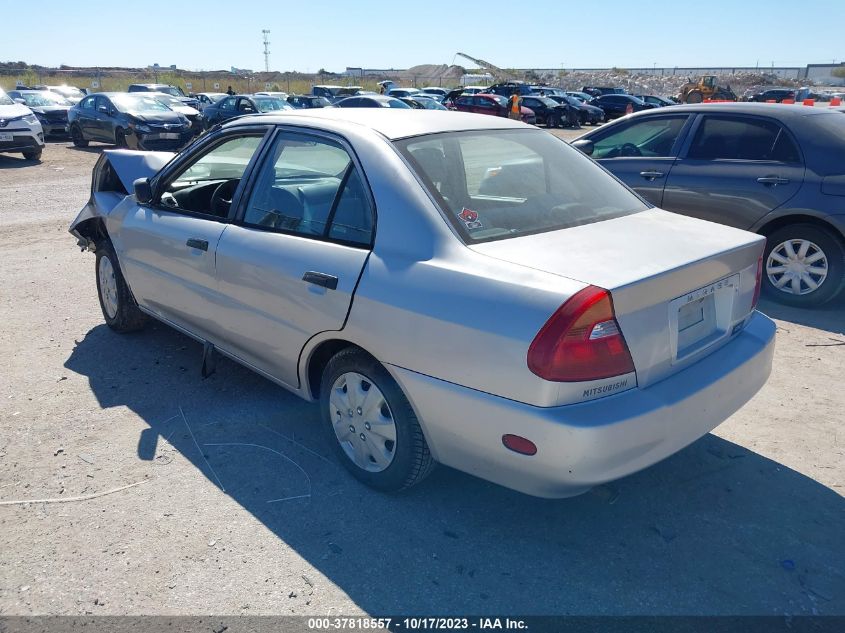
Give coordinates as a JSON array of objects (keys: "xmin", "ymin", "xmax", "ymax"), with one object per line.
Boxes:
[
  {"xmin": 64, "ymin": 322, "xmax": 845, "ymax": 615},
  {"xmin": 0, "ymin": 155, "xmax": 41, "ymax": 169},
  {"xmin": 758, "ymin": 294, "xmax": 845, "ymax": 336}
]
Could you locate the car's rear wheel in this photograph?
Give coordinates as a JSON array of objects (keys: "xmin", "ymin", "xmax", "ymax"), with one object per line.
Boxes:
[
  {"xmin": 22, "ymin": 148, "xmax": 42, "ymax": 161},
  {"xmin": 70, "ymin": 124, "xmax": 88, "ymax": 148},
  {"xmin": 320, "ymin": 348, "xmax": 435, "ymax": 492},
  {"xmin": 95, "ymin": 240, "xmax": 147, "ymax": 332},
  {"xmin": 114, "ymin": 128, "xmax": 127, "ymax": 148},
  {"xmin": 762, "ymin": 224, "xmax": 844, "ymax": 307}
]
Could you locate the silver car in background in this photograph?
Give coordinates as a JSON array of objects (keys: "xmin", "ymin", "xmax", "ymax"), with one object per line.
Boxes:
[{"xmin": 69, "ymin": 110, "xmax": 775, "ymax": 498}]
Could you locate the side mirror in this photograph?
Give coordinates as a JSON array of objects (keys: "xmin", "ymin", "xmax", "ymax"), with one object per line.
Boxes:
[
  {"xmin": 14, "ymin": 98, "xmax": 26, "ymax": 104},
  {"xmin": 97, "ymin": 105, "xmax": 109, "ymax": 114},
  {"xmin": 134, "ymin": 178, "xmax": 153, "ymax": 204},
  {"xmin": 571, "ymin": 139, "xmax": 595, "ymax": 156}
]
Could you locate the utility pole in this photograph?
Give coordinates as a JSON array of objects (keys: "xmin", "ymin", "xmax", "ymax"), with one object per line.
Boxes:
[{"xmin": 262, "ymin": 30, "xmax": 271, "ymax": 73}]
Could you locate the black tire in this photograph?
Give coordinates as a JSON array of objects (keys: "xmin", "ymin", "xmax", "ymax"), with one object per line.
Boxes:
[
  {"xmin": 70, "ymin": 124, "xmax": 89, "ymax": 148},
  {"xmin": 114, "ymin": 128, "xmax": 127, "ymax": 148},
  {"xmin": 762, "ymin": 224, "xmax": 845, "ymax": 307},
  {"xmin": 686, "ymin": 90, "xmax": 703, "ymax": 104},
  {"xmin": 320, "ymin": 348, "xmax": 435, "ymax": 492},
  {"xmin": 22, "ymin": 148, "xmax": 42, "ymax": 161},
  {"xmin": 94, "ymin": 240, "xmax": 147, "ymax": 332},
  {"xmin": 546, "ymin": 115, "xmax": 555, "ymax": 128}
]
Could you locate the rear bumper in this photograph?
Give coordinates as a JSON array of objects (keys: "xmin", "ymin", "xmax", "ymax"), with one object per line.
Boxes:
[{"xmin": 389, "ymin": 312, "xmax": 776, "ymax": 498}]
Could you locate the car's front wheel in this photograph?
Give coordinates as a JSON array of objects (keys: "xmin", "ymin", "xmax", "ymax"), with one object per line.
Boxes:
[
  {"xmin": 22, "ymin": 148, "xmax": 42, "ymax": 161},
  {"xmin": 70, "ymin": 124, "xmax": 88, "ymax": 148},
  {"xmin": 114, "ymin": 128, "xmax": 127, "ymax": 148},
  {"xmin": 320, "ymin": 348, "xmax": 435, "ymax": 492},
  {"xmin": 95, "ymin": 241, "xmax": 147, "ymax": 332},
  {"xmin": 763, "ymin": 224, "xmax": 844, "ymax": 307}
]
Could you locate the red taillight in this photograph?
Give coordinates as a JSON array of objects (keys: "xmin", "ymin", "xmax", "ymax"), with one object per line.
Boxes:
[
  {"xmin": 527, "ymin": 286, "xmax": 635, "ymax": 382},
  {"xmin": 752, "ymin": 254, "xmax": 764, "ymax": 309}
]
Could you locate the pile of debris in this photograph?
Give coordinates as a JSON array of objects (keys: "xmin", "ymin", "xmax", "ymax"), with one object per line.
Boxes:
[
  {"xmin": 395, "ymin": 64, "xmax": 465, "ymax": 86},
  {"xmin": 542, "ymin": 70, "xmax": 802, "ymax": 98}
]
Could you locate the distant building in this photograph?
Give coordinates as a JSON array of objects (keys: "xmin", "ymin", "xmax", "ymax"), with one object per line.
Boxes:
[{"xmin": 342, "ymin": 67, "xmax": 405, "ymax": 78}]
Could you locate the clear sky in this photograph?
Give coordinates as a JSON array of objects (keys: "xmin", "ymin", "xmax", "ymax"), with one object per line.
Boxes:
[{"xmin": 3, "ymin": 0, "xmax": 842, "ymax": 72}]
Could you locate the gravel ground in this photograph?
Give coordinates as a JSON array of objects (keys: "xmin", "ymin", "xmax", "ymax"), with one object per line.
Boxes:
[{"xmin": 0, "ymin": 139, "xmax": 843, "ymax": 617}]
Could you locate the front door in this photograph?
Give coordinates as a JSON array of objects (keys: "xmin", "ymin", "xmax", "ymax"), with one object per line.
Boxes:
[
  {"xmin": 115, "ymin": 130, "xmax": 267, "ymax": 339},
  {"xmin": 214, "ymin": 130, "xmax": 374, "ymax": 387},
  {"xmin": 662, "ymin": 114, "xmax": 805, "ymax": 229}
]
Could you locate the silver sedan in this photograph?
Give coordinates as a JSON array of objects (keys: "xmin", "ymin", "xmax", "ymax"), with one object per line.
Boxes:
[{"xmin": 70, "ymin": 109, "xmax": 776, "ymax": 498}]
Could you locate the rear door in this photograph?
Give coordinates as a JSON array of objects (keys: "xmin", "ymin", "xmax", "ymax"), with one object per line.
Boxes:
[
  {"xmin": 590, "ymin": 114, "xmax": 692, "ymax": 206},
  {"xmin": 214, "ymin": 129, "xmax": 374, "ymax": 387},
  {"xmin": 662, "ymin": 114, "xmax": 805, "ymax": 228},
  {"xmin": 116, "ymin": 129, "xmax": 268, "ymax": 339}
]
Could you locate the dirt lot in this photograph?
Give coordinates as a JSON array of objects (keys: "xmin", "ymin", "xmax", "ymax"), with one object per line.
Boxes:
[{"xmin": 0, "ymin": 137, "xmax": 843, "ymax": 617}]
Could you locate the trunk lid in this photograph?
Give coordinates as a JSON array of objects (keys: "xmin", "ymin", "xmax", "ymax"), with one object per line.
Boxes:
[{"xmin": 471, "ymin": 209, "xmax": 765, "ymax": 387}]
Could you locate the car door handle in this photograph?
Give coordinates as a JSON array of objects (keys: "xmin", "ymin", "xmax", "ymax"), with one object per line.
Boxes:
[
  {"xmin": 186, "ymin": 238, "xmax": 208, "ymax": 251},
  {"xmin": 639, "ymin": 170, "xmax": 665, "ymax": 180},
  {"xmin": 302, "ymin": 271, "xmax": 338, "ymax": 290},
  {"xmin": 757, "ymin": 176, "xmax": 790, "ymax": 186}
]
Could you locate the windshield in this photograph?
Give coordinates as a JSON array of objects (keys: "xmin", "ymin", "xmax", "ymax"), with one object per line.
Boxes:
[
  {"xmin": 396, "ymin": 129, "xmax": 647, "ymax": 243},
  {"xmin": 152, "ymin": 94, "xmax": 183, "ymax": 107},
  {"xmin": 20, "ymin": 92, "xmax": 71, "ymax": 106},
  {"xmin": 536, "ymin": 97, "xmax": 559, "ymax": 107},
  {"xmin": 488, "ymin": 95, "xmax": 508, "ymax": 107},
  {"xmin": 112, "ymin": 94, "xmax": 171, "ymax": 113},
  {"xmin": 0, "ymin": 91, "xmax": 13, "ymax": 106},
  {"xmin": 52, "ymin": 86, "xmax": 84, "ymax": 98},
  {"xmin": 158, "ymin": 86, "xmax": 183, "ymax": 97},
  {"xmin": 254, "ymin": 97, "xmax": 289, "ymax": 112}
]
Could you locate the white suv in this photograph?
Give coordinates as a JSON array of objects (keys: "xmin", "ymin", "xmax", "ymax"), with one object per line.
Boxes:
[{"xmin": 0, "ymin": 89, "xmax": 45, "ymax": 161}]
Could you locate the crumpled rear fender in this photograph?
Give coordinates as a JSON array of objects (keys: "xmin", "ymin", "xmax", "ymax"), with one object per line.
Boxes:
[{"xmin": 68, "ymin": 149, "xmax": 175, "ymax": 249}]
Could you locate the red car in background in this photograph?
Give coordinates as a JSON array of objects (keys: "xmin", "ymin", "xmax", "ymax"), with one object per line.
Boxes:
[{"xmin": 451, "ymin": 93, "xmax": 536, "ymax": 124}]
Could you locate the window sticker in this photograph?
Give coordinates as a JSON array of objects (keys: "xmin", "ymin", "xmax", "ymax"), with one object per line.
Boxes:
[{"xmin": 458, "ymin": 207, "xmax": 483, "ymax": 230}]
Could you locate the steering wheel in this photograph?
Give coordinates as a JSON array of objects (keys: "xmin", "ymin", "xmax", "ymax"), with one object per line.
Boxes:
[
  {"xmin": 619, "ymin": 143, "xmax": 643, "ymax": 157},
  {"xmin": 210, "ymin": 179, "xmax": 240, "ymax": 216}
]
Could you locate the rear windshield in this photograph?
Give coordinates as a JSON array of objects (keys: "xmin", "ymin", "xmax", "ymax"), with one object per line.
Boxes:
[
  {"xmin": 810, "ymin": 111, "xmax": 845, "ymax": 142},
  {"xmin": 395, "ymin": 129, "xmax": 648, "ymax": 243}
]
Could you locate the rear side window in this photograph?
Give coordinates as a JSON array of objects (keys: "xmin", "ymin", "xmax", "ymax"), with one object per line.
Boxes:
[
  {"xmin": 396, "ymin": 129, "xmax": 647, "ymax": 244},
  {"xmin": 688, "ymin": 116, "xmax": 800, "ymax": 162},
  {"xmin": 593, "ymin": 116, "xmax": 689, "ymax": 158},
  {"xmin": 243, "ymin": 133, "xmax": 373, "ymax": 246}
]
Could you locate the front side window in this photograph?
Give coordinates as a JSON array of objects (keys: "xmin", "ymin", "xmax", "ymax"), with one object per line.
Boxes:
[
  {"xmin": 243, "ymin": 133, "xmax": 373, "ymax": 245},
  {"xmin": 80, "ymin": 97, "xmax": 95, "ymax": 110},
  {"xmin": 159, "ymin": 134, "xmax": 265, "ymax": 216},
  {"xmin": 592, "ymin": 116, "xmax": 689, "ymax": 158},
  {"xmin": 397, "ymin": 129, "xmax": 647, "ymax": 243},
  {"xmin": 687, "ymin": 116, "xmax": 798, "ymax": 161}
]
